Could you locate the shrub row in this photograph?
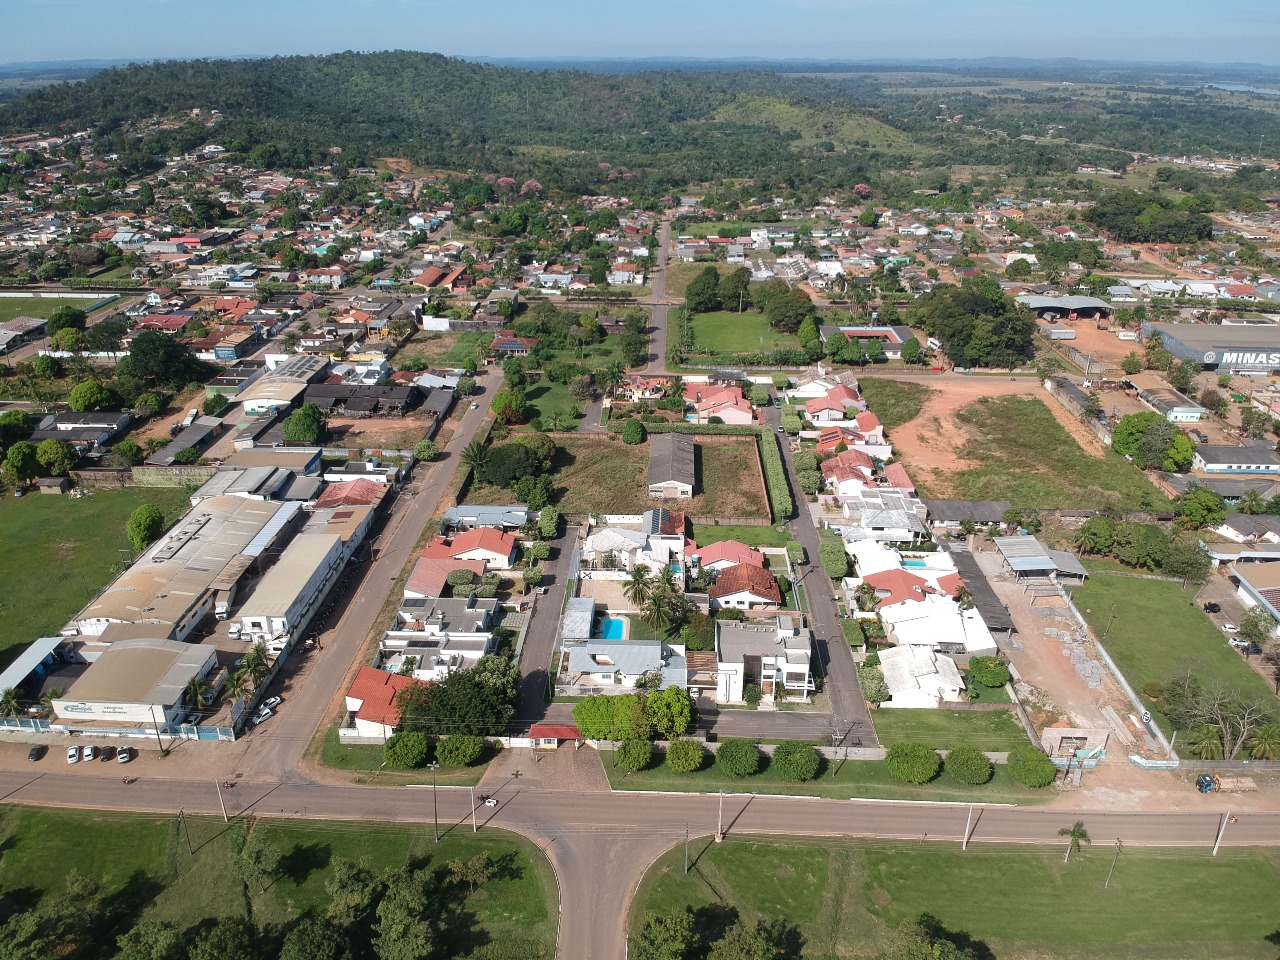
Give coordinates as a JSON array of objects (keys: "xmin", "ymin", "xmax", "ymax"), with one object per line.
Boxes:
[
  {"xmin": 756, "ymin": 431, "xmax": 793, "ymax": 520},
  {"xmin": 884, "ymin": 742, "xmax": 1057, "ymax": 788}
]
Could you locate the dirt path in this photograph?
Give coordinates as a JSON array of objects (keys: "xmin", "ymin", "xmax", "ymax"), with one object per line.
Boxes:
[{"xmin": 875, "ymin": 375, "xmax": 1104, "ymax": 497}]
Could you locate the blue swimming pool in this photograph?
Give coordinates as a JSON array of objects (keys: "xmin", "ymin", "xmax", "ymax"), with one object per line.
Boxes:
[
  {"xmin": 903, "ymin": 559, "xmax": 927, "ymax": 568},
  {"xmin": 597, "ymin": 616, "xmax": 626, "ymax": 640}
]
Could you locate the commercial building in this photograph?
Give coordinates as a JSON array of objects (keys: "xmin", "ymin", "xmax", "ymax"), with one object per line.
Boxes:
[
  {"xmin": 1192, "ymin": 445, "xmax": 1280, "ymax": 475},
  {"xmin": 1123, "ymin": 372, "xmax": 1205, "ymax": 423},
  {"xmin": 237, "ymin": 533, "xmax": 344, "ymax": 653},
  {"xmin": 1142, "ymin": 322, "xmax": 1280, "ymax": 375},
  {"xmin": 52, "ymin": 638, "xmax": 218, "ymax": 731},
  {"xmin": 1232, "ymin": 562, "xmax": 1280, "ymax": 638}
]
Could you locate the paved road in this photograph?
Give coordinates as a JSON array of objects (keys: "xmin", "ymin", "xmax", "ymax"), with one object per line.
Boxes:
[
  {"xmin": 642, "ymin": 216, "xmax": 674, "ymax": 372},
  {"xmin": 3, "ymin": 767, "xmax": 1275, "ymax": 960},
  {"xmin": 761, "ymin": 402, "xmax": 875, "ymax": 743},
  {"xmin": 239, "ymin": 373, "xmax": 496, "ymax": 779},
  {"xmin": 515, "ymin": 531, "xmax": 577, "ymax": 722}
]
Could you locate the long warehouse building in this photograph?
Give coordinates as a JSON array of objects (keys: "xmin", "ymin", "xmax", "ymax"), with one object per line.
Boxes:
[{"xmin": 1143, "ymin": 322, "xmax": 1280, "ymax": 375}]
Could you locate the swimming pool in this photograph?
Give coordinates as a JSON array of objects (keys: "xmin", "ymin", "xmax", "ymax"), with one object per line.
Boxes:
[
  {"xmin": 902, "ymin": 559, "xmax": 927, "ymax": 568},
  {"xmin": 597, "ymin": 616, "xmax": 627, "ymax": 640}
]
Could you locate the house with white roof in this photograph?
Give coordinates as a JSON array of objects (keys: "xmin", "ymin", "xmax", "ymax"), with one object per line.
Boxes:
[
  {"xmin": 879, "ymin": 593, "xmax": 998, "ymax": 661},
  {"xmin": 878, "ymin": 645, "xmax": 965, "ymax": 709}
]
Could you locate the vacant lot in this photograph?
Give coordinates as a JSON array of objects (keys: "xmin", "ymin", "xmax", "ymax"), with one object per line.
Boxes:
[
  {"xmin": 327, "ymin": 412, "xmax": 436, "ymax": 452},
  {"xmin": 937, "ymin": 396, "xmax": 1168, "ymax": 511},
  {"xmin": 0, "ymin": 486, "xmax": 189, "ymax": 667},
  {"xmin": 537, "ymin": 436, "xmax": 770, "ymax": 518},
  {"xmin": 0, "ymin": 295, "xmax": 102, "ymax": 325},
  {"xmin": 0, "ymin": 806, "xmax": 556, "ymax": 957},
  {"xmin": 524, "ymin": 381, "xmax": 581, "ymax": 428},
  {"xmin": 1071, "ymin": 568, "xmax": 1276, "ymax": 734},
  {"xmin": 859, "ymin": 378, "xmax": 935, "ymax": 430},
  {"xmin": 870, "ymin": 708, "xmax": 1031, "ymax": 752},
  {"xmin": 690, "ymin": 523, "xmax": 791, "ymax": 548},
  {"xmin": 665, "ymin": 262, "xmax": 735, "ymax": 299},
  {"xmin": 393, "ymin": 330, "xmax": 490, "ymax": 369},
  {"xmin": 633, "ymin": 837, "xmax": 1280, "ymax": 960},
  {"xmin": 691, "ymin": 310, "xmax": 800, "ymax": 354}
]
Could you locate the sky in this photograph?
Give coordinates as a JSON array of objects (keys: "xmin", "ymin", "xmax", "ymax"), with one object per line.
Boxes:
[{"xmin": 4, "ymin": 0, "xmax": 1278, "ymax": 67}]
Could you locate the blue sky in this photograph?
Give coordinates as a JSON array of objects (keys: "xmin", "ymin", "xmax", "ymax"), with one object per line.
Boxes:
[{"xmin": 5, "ymin": 0, "xmax": 1277, "ymax": 66}]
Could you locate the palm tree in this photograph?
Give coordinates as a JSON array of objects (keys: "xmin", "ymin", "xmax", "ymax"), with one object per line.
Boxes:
[
  {"xmin": 1245, "ymin": 723, "xmax": 1280, "ymax": 761},
  {"xmin": 1072, "ymin": 525, "xmax": 1100, "ymax": 555},
  {"xmin": 1058, "ymin": 820, "xmax": 1091, "ymax": 863},
  {"xmin": 1186, "ymin": 723, "xmax": 1224, "ymax": 760},
  {"xmin": 544, "ymin": 411, "xmax": 566, "ymax": 432},
  {"xmin": 624, "ymin": 566, "xmax": 654, "ymax": 609},
  {"xmin": 39, "ymin": 687, "xmax": 64, "ymax": 717},
  {"xmin": 183, "ymin": 675, "xmax": 210, "ymax": 710},
  {"xmin": 645, "ymin": 595, "xmax": 673, "ymax": 633},
  {"xmin": 461, "ymin": 440, "xmax": 488, "ymax": 473},
  {"xmin": 0, "ymin": 688, "xmax": 19, "ymax": 719},
  {"xmin": 600, "ymin": 361, "xmax": 626, "ymax": 395},
  {"xmin": 243, "ymin": 643, "xmax": 270, "ymax": 689},
  {"xmin": 226, "ymin": 670, "xmax": 252, "ymax": 705},
  {"xmin": 1239, "ymin": 490, "xmax": 1266, "ymax": 516}
]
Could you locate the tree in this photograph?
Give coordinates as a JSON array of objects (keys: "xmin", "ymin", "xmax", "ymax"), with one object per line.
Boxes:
[
  {"xmin": 1239, "ymin": 605, "xmax": 1275, "ymax": 651},
  {"xmin": 685, "ymin": 266, "xmax": 722, "ymax": 313},
  {"xmin": 885, "ymin": 915, "xmax": 984, "ymax": 960},
  {"xmin": 115, "ymin": 919, "xmax": 184, "ymax": 960},
  {"xmin": 411, "ymin": 439, "xmax": 439, "ymax": 462},
  {"xmin": 491, "ymin": 388, "xmax": 527, "ymax": 425},
  {"xmin": 632, "ymin": 911, "xmax": 697, "ymax": 960},
  {"xmin": 1186, "ymin": 723, "xmax": 1224, "ymax": 760},
  {"xmin": 1121, "ymin": 351, "xmax": 1143, "ymax": 375},
  {"xmin": 1006, "ymin": 744, "xmax": 1058, "ymax": 787},
  {"xmin": 183, "ymin": 674, "xmax": 210, "ymax": 711},
  {"xmin": 818, "ymin": 538, "xmax": 849, "ymax": 579},
  {"xmin": 621, "ymin": 417, "xmax": 646, "ymax": 445},
  {"xmin": 460, "ymin": 439, "xmax": 488, "ymax": 473},
  {"xmin": 625, "ymin": 566, "xmax": 654, "ymax": 608},
  {"xmin": 885, "ymin": 743, "xmax": 941, "ymax": 784},
  {"xmin": 858, "ymin": 664, "xmax": 889, "ymax": 703},
  {"xmin": 435, "ymin": 733, "xmax": 484, "ymax": 766},
  {"xmin": 708, "ymin": 922, "xmax": 777, "ymax": 960},
  {"xmin": 538, "ymin": 506, "xmax": 560, "ymax": 539},
  {"xmin": 479, "ymin": 442, "xmax": 540, "ymax": 487},
  {"xmin": 455, "ymin": 375, "xmax": 476, "ymax": 397},
  {"xmin": 647, "ymin": 685, "xmax": 692, "ymax": 740},
  {"xmin": 1, "ymin": 440, "xmax": 37, "ymax": 488},
  {"xmin": 383, "ymin": 731, "xmax": 430, "ymax": 769},
  {"xmin": 187, "ymin": 917, "xmax": 259, "ymax": 960},
  {"xmin": 325, "ymin": 857, "xmax": 381, "ymax": 927},
  {"xmin": 31, "ymin": 354, "xmax": 60, "ymax": 380},
  {"xmin": 283, "ymin": 402, "xmax": 327, "ymax": 443},
  {"xmin": 396, "ymin": 654, "xmax": 518, "ymax": 737},
  {"xmin": 900, "ymin": 337, "xmax": 924, "ymax": 364},
  {"xmin": 1162, "ymin": 537, "xmax": 1211, "ymax": 585},
  {"xmin": 67, "ymin": 380, "xmax": 112, "ymax": 412},
  {"xmin": 448, "ymin": 852, "xmax": 496, "ymax": 895},
  {"xmin": 236, "ymin": 832, "xmax": 282, "ymax": 893},
  {"xmin": 616, "ymin": 738, "xmax": 653, "ymax": 773},
  {"xmin": 967, "ymin": 656, "xmax": 1011, "ymax": 688},
  {"xmin": 772, "ymin": 740, "xmax": 820, "ymax": 782},
  {"xmin": 201, "ymin": 393, "xmax": 229, "ymax": 417},
  {"xmin": 1173, "ymin": 484, "xmax": 1225, "ymax": 530},
  {"xmin": 374, "ymin": 868, "xmax": 435, "ymax": 960},
  {"xmin": 117, "ymin": 330, "xmax": 207, "ymax": 388},
  {"xmin": 945, "ymin": 746, "xmax": 993, "ymax": 785},
  {"xmin": 126, "ymin": 503, "xmax": 165, "ymax": 551},
  {"xmin": 1239, "ymin": 489, "xmax": 1266, "ymax": 516},
  {"xmin": 280, "ymin": 917, "xmax": 355, "ymax": 960},
  {"xmin": 35, "ymin": 438, "xmax": 77, "ymax": 476},
  {"xmin": 1244, "ymin": 723, "xmax": 1280, "ymax": 761},
  {"xmin": 1058, "ymin": 820, "xmax": 1091, "ymax": 862},
  {"xmin": 664, "ymin": 738, "xmax": 705, "ymax": 773},
  {"xmin": 715, "ymin": 738, "xmax": 761, "ymax": 778},
  {"xmin": 0, "ymin": 410, "xmax": 30, "ymax": 450},
  {"xmin": 46, "ymin": 305, "xmax": 87, "ymax": 336}
]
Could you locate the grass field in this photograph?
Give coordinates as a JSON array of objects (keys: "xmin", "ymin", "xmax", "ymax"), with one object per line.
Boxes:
[
  {"xmin": 524, "ymin": 380, "xmax": 582, "ymax": 427},
  {"xmin": 0, "ymin": 487, "xmax": 190, "ymax": 668},
  {"xmin": 632, "ymin": 836, "xmax": 1280, "ymax": 960},
  {"xmin": 859, "ymin": 378, "xmax": 935, "ymax": 429},
  {"xmin": 946, "ymin": 396, "xmax": 1170, "ymax": 512},
  {"xmin": 394, "ymin": 330, "xmax": 490, "ymax": 369},
  {"xmin": 0, "ymin": 805, "xmax": 557, "ymax": 956},
  {"xmin": 1070, "ymin": 568, "xmax": 1276, "ymax": 734},
  {"xmin": 601, "ymin": 749, "xmax": 1050, "ymax": 805},
  {"xmin": 870, "ymin": 708, "xmax": 1031, "ymax": 752},
  {"xmin": 664, "ymin": 262, "xmax": 735, "ymax": 299},
  {"xmin": 690, "ymin": 523, "xmax": 791, "ymax": 548},
  {"xmin": 0, "ymin": 295, "xmax": 102, "ymax": 325},
  {"xmin": 691, "ymin": 311, "xmax": 800, "ymax": 354},
  {"xmin": 318, "ymin": 726, "xmax": 490, "ymax": 785}
]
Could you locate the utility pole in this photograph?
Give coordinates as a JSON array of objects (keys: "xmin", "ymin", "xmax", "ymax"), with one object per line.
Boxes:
[
  {"xmin": 715, "ymin": 790, "xmax": 723, "ymax": 843},
  {"xmin": 429, "ymin": 761, "xmax": 440, "ymax": 843},
  {"xmin": 178, "ymin": 809, "xmax": 193, "ymax": 855},
  {"xmin": 214, "ymin": 779, "xmax": 229, "ymax": 823},
  {"xmin": 1212, "ymin": 812, "xmax": 1233, "ymax": 857},
  {"xmin": 1105, "ymin": 838, "xmax": 1123, "ymax": 888},
  {"xmin": 962, "ymin": 804, "xmax": 975, "ymax": 851},
  {"xmin": 469, "ymin": 785, "xmax": 477, "ymax": 834},
  {"xmin": 684, "ymin": 823, "xmax": 689, "ymax": 874}
]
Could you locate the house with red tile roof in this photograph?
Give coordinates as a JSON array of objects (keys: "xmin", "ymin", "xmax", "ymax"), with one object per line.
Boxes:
[
  {"xmin": 683, "ymin": 384, "xmax": 754, "ymax": 425},
  {"xmin": 448, "ymin": 527, "xmax": 518, "ymax": 569},
  {"xmin": 862, "ymin": 568, "xmax": 933, "ymax": 608},
  {"xmin": 343, "ymin": 665, "xmax": 425, "ymax": 739},
  {"xmin": 805, "ymin": 395, "xmax": 848, "ymax": 422},
  {"xmin": 882, "ymin": 463, "xmax": 915, "ymax": 496},
  {"xmin": 693, "ymin": 539, "xmax": 765, "ymax": 572},
  {"xmin": 820, "ymin": 449, "xmax": 875, "ymax": 496},
  {"xmin": 709, "ymin": 563, "xmax": 783, "ymax": 611},
  {"xmin": 853, "ymin": 411, "xmax": 884, "ymax": 443},
  {"xmin": 404, "ymin": 555, "xmax": 487, "ymax": 600}
]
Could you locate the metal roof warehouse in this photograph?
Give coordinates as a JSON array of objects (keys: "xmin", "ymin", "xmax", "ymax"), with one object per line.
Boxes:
[{"xmin": 1142, "ymin": 322, "xmax": 1280, "ymax": 374}]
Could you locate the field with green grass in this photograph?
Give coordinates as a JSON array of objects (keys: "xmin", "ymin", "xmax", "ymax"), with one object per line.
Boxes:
[
  {"xmin": 523, "ymin": 380, "xmax": 581, "ymax": 427},
  {"xmin": 859, "ymin": 378, "xmax": 934, "ymax": 430},
  {"xmin": 870, "ymin": 708, "xmax": 1030, "ymax": 751},
  {"xmin": 601, "ymin": 749, "xmax": 1050, "ymax": 805},
  {"xmin": 1070, "ymin": 568, "xmax": 1276, "ymax": 734},
  {"xmin": 664, "ymin": 262, "xmax": 735, "ymax": 299},
  {"xmin": 0, "ymin": 487, "xmax": 190, "ymax": 668},
  {"xmin": 690, "ymin": 523, "xmax": 791, "ymax": 549},
  {"xmin": 690, "ymin": 311, "xmax": 800, "ymax": 354},
  {"xmin": 394, "ymin": 330, "xmax": 490, "ymax": 369},
  {"xmin": 632, "ymin": 836, "xmax": 1280, "ymax": 960},
  {"xmin": 0, "ymin": 295, "xmax": 103, "ymax": 325},
  {"xmin": 0, "ymin": 805, "xmax": 557, "ymax": 958},
  {"xmin": 318, "ymin": 726, "xmax": 490, "ymax": 785},
  {"xmin": 941, "ymin": 396, "xmax": 1169, "ymax": 511}
]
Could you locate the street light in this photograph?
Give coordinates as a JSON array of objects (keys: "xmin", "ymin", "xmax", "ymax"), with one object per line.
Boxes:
[{"xmin": 428, "ymin": 761, "xmax": 440, "ymax": 842}]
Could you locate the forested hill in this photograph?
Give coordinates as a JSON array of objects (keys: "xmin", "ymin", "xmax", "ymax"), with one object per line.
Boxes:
[{"xmin": 0, "ymin": 50, "xmax": 1126, "ymax": 194}]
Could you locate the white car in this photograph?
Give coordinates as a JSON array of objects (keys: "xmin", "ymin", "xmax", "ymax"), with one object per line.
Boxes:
[
  {"xmin": 1228, "ymin": 637, "xmax": 1249, "ymax": 648},
  {"xmin": 470, "ymin": 402, "xmax": 479, "ymax": 410},
  {"xmin": 250, "ymin": 706, "xmax": 273, "ymax": 726},
  {"xmin": 1222, "ymin": 623, "xmax": 1239, "ymax": 634},
  {"xmin": 66, "ymin": 746, "xmax": 80, "ymax": 764},
  {"xmin": 80, "ymin": 745, "xmax": 96, "ymax": 762},
  {"xmin": 261, "ymin": 696, "xmax": 282, "ymax": 711},
  {"xmin": 227, "ymin": 623, "xmax": 242, "ymax": 639}
]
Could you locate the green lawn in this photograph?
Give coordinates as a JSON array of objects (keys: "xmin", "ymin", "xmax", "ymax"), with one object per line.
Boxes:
[
  {"xmin": 870, "ymin": 708, "xmax": 1030, "ymax": 751},
  {"xmin": 665, "ymin": 262, "xmax": 735, "ymax": 299},
  {"xmin": 859, "ymin": 378, "xmax": 935, "ymax": 430},
  {"xmin": 1070, "ymin": 568, "xmax": 1276, "ymax": 734},
  {"xmin": 0, "ymin": 805, "xmax": 557, "ymax": 957},
  {"xmin": 632, "ymin": 836, "xmax": 1280, "ymax": 960},
  {"xmin": 318, "ymin": 726, "xmax": 490, "ymax": 785},
  {"xmin": 0, "ymin": 486, "xmax": 190, "ymax": 668},
  {"xmin": 545, "ymin": 335, "xmax": 636, "ymax": 374},
  {"xmin": 0, "ymin": 295, "xmax": 103, "ymax": 325},
  {"xmin": 690, "ymin": 523, "xmax": 791, "ymax": 548},
  {"xmin": 691, "ymin": 311, "xmax": 800, "ymax": 354},
  {"xmin": 601, "ymin": 749, "xmax": 1051, "ymax": 805},
  {"xmin": 943, "ymin": 396, "xmax": 1170, "ymax": 512},
  {"xmin": 523, "ymin": 380, "xmax": 582, "ymax": 427},
  {"xmin": 394, "ymin": 330, "xmax": 490, "ymax": 369}
]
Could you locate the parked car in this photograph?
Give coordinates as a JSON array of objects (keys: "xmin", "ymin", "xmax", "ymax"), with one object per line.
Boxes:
[
  {"xmin": 1202, "ymin": 602, "xmax": 1222, "ymax": 614},
  {"xmin": 1228, "ymin": 637, "xmax": 1250, "ymax": 648},
  {"xmin": 1222, "ymin": 623, "xmax": 1239, "ymax": 634},
  {"xmin": 227, "ymin": 623, "xmax": 242, "ymax": 639},
  {"xmin": 261, "ymin": 696, "xmax": 282, "ymax": 711},
  {"xmin": 470, "ymin": 402, "xmax": 479, "ymax": 410},
  {"xmin": 27, "ymin": 745, "xmax": 44, "ymax": 762},
  {"xmin": 66, "ymin": 746, "xmax": 79, "ymax": 764},
  {"xmin": 99, "ymin": 746, "xmax": 116, "ymax": 761},
  {"xmin": 116, "ymin": 747, "xmax": 133, "ymax": 764},
  {"xmin": 250, "ymin": 706, "xmax": 273, "ymax": 726},
  {"xmin": 1241, "ymin": 642, "xmax": 1264, "ymax": 656},
  {"xmin": 80, "ymin": 745, "xmax": 96, "ymax": 762}
]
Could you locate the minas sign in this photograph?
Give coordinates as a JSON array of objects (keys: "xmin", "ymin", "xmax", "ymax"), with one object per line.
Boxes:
[{"xmin": 1202, "ymin": 350, "xmax": 1280, "ymax": 367}]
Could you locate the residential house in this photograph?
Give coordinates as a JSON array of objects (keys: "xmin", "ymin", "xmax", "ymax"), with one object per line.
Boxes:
[
  {"xmin": 379, "ymin": 596, "xmax": 499, "ymax": 681},
  {"xmin": 820, "ymin": 449, "xmax": 875, "ymax": 496},
  {"xmin": 489, "ymin": 329, "xmax": 538, "ymax": 360},
  {"xmin": 648, "ymin": 433, "xmax": 695, "ymax": 499},
  {"xmin": 442, "ymin": 504, "xmax": 532, "ymax": 532},
  {"xmin": 709, "ymin": 563, "xmax": 783, "ymax": 611},
  {"xmin": 343, "ymin": 665, "xmax": 423, "ymax": 740},
  {"xmin": 879, "ymin": 593, "xmax": 998, "ymax": 661},
  {"xmin": 445, "ymin": 527, "xmax": 518, "ymax": 570},
  {"xmin": 683, "ymin": 384, "xmax": 754, "ymax": 425},
  {"xmin": 623, "ymin": 375, "xmax": 672, "ymax": 402},
  {"xmin": 713, "ymin": 617, "xmax": 814, "ymax": 703},
  {"xmin": 566, "ymin": 639, "xmax": 688, "ymax": 689},
  {"xmin": 878, "ymin": 645, "xmax": 966, "ymax": 709},
  {"xmin": 922, "ymin": 499, "xmax": 1013, "ymax": 532},
  {"xmin": 691, "ymin": 539, "xmax": 764, "ymax": 573},
  {"xmin": 581, "ymin": 512, "xmax": 687, "ymax": 578}
]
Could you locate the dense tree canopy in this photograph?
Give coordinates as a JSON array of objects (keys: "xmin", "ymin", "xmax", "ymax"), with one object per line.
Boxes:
[{"xmin": 908, "ymin": 277, "xmax": 1035, "ymax": 368}]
